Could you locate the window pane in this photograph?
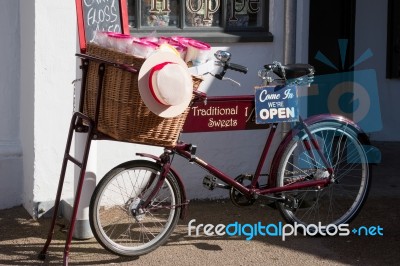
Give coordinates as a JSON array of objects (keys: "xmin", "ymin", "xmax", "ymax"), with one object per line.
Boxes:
[
  {"xmin": 185, "ymin": 0, "xmax": 222, "ymax": 27},
  {"xmin": 127, "ymin": 0, "xmax": 271, "ymax": 42},
  {"xmin": 140, "ymin": 0, "xmax": 180, "ymax": 28},
  {"xmin": 226, "ymin": 0, "xmax": 264, "ymax": 28}
]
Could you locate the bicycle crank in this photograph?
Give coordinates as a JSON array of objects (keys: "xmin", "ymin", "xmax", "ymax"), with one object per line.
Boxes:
[{"xmin": 229, "ymin": 174, "xmax": 257, "ymax": 207}]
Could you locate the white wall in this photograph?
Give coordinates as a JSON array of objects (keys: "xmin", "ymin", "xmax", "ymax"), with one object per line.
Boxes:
[
  {"xmin": 12, "ymin": 0, "xmax": 288, "ymax": 216},
  {"xmin": 4, "ymin": 0, "xmax": 398, "ymax": 215},
  {"xmin": 96, "ymin": 0, "xmax": 286, "ymax": 200},
  {"xmin": 20, "ymin": 0, "xmax": 35, "ymax": 217},
  {"xmin": 355, "ymin": 0, "xmax": 400, "ymax": 141},
  {"xmin": 7, "ymin": 0, "xmax": 283, "ymax": 216},
  {"xmin": 9, "ymin": 0, "xmax": 398, "ymax": 217},
  {"xmin": 12, "ymin": 0, "xmax": 288, "ymax": 214},
  {"xmin": 0, "ymin": 0, "xmax": 23, "ymax": 209},
  {"xmin": 19, "ymin": 0, "xmax": 77, "ymax": 216},
  {"xmin": 25, "ymin": 0, "xmax": 283, "ymax": 207}
]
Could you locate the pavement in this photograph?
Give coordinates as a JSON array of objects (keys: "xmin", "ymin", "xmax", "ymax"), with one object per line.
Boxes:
[{"xmin": 0, "ymin": 141, "xmax": 399, "ymax": 266}]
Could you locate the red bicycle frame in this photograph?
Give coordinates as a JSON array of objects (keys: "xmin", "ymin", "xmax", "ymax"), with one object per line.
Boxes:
[{"xmin": 138, "ymin": 93, "xmax": 345, "ymax": 205}]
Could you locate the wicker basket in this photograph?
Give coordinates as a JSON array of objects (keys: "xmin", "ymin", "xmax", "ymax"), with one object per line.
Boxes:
[{"xmin": 83, "ymin": 43, "xmax": 199, "ymax": 147}]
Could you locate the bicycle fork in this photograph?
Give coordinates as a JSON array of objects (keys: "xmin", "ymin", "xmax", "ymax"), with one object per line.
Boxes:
[
  {"xmin": 135, "ymin": 150, "xmax": 189, "ymax": 218},
  {"xmin": 299, "ymin": 116, "xmax": 334, "ymax": 177},
  {"xmin": 139, "ymin": 152, "xmax": 171, "ymax": 210}
]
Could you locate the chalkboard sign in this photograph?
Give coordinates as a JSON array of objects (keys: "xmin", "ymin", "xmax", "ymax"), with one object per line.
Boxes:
[{"xmin": 76, "ymin": 0, "xmax": 129, "ymax": 52}]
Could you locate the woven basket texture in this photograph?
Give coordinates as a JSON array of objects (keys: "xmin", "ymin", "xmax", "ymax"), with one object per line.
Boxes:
[{"xmin": 84, "ymin": 43, "xmax": 194, "ymax": 147}]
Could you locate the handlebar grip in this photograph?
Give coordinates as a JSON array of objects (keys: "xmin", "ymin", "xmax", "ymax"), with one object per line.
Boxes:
[{"xmin": 226, "ymin": 62, "xmax": 248, "ymax": 74}]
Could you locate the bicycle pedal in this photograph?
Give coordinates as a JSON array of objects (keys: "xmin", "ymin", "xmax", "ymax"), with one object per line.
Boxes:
[
  {"xmin": 203, "ymin": 175, "xmax": 217, "ymax": 190},
  {"xmin": 283, "ymin": 197, "xmax": 299, "ymax": 211}
]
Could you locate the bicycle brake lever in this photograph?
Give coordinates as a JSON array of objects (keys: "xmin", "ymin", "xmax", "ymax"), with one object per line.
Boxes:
[
  {"xmin": 222, "ymin": 77, "xmax": 241, "ymax": 86},
  {"xmin": 210, "ymin": 73, "xmax": 241, "ymax": 86}
]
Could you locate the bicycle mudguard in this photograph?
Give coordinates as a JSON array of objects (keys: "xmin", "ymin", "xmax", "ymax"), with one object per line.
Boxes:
[
  {"xmin": 136, "ymin": 153, "xmax": 189, "ymax": 219},
  {"xmin": 268, "ymin": 114, "xmax": 378, "ymax": 188}
]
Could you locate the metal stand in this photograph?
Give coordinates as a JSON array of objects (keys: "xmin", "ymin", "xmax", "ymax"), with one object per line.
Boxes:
[
  {"xmin": 38, "ymin": 59, "xmax": 105, "ymax": 266},
  {"xmin": 38, "ymin": 112, "xmax": 94, "ymax": 265},
  {"xmin": 38, "ymin": 53, "xmax": 139, "ymax": 265}
]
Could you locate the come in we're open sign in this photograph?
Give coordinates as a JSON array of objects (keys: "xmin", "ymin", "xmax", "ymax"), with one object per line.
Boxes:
[{"xmin": 255, "ymin": 85, "xmax": 299, "ymax": 124}]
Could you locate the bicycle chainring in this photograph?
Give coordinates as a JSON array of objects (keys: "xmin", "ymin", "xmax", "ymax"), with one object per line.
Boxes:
[{"xmin": 229, "ymin": 174, "xmax": 257, "ymax": 207}]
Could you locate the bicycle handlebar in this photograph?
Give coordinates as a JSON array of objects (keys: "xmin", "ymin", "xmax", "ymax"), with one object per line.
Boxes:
[
  {"xmin": 213, "ymin": 50, "xmax": 248, "ymax": 82},
  {"xmin": 225, "ymin": 62, "xmax": 248, "ymax": 74},
  {"xmin": 213, "ymin": 51, "xmax": 313, "ymax": 85}
]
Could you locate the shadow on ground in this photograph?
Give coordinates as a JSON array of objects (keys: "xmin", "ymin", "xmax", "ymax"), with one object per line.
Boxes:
[{"xmin": 0, "ymin": 141, "xmax": 399, "ymax": 265}]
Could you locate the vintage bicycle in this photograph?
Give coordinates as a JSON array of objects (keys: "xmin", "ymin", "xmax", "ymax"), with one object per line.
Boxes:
[{"xmin": 87, "ymin": 51, "xmax": 372, "ymax": 256}]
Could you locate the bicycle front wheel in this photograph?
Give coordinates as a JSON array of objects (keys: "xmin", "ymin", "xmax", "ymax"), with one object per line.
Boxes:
[
  {"xmin": 276, "ymin": 120, "xmax": 370, "ymax": 229},
  {"xmin": 89, "ymin": 160, "xmax": 182, "ymax": 256}
]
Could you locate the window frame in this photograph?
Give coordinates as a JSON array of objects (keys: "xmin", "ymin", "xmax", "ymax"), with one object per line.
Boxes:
[{"xmin": 128, "ymin": 0, "xmax": 273, "ymax": 43}]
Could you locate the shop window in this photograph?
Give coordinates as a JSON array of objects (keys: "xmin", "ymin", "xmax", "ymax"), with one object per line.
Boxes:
[{"xmin": 127, "ymin": 0, "xmax": 272, "ymax": 42}]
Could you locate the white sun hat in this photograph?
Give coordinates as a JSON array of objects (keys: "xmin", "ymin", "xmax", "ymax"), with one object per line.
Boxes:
[{"xmin": 138, "ymin": 50, "xmax": 193, "ymax": 118}]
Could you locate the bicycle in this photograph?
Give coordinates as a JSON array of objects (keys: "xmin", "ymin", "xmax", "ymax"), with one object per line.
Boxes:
[{"xmin": 88, "ymin": 50, "xmax": 372, "ymax": 257}]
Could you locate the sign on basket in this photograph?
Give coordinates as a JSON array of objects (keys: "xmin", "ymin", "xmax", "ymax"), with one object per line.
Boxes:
[{"xmin": 255, "ymin": 85, "xmax": 299, "ymax": 124}]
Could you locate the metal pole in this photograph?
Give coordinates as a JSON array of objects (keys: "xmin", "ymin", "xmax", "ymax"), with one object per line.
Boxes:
[
  {"xmin": 282, "ymin": 0, "xmax": 297, "ymax": 137},
  {"xmin": 73, "ymin": 132, "xmax": 96, "ymax": 239},
  {"xmin": 284, "ymin": 0, "xmax": 297, "ymax": 65}
]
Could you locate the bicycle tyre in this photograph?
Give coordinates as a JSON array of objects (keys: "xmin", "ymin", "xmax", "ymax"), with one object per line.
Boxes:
[
  {"xmin": 89, "ymin": 160, "xmax": 182, "ymax": 256},
  {"xmin": 276, "ymin": 120, "xmax": 370, "ymax": 229}
]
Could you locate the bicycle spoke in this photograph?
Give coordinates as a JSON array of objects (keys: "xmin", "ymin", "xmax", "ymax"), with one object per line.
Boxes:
[
  {"xmin": 90, "ymin": 161, "xmax": 181, "ymax": 256},
  {"xmin": 277, "ymin": 121, "xmax": 370, "ymax": 228}
]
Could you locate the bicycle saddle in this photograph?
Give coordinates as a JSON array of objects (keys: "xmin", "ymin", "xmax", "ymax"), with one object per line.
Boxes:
[{"xmin": 265, "ymin": 64, "xmax": 315, "ymax": 80}]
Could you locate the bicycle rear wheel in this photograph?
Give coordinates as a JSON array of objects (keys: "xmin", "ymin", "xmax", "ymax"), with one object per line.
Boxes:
[
  {"xmin": 276, "ymin": 120, "xmax": 370, "ymax": 229},
  {"xmin": 89, "ymin": 160, "xmax": 181, "ymax": 256}
]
